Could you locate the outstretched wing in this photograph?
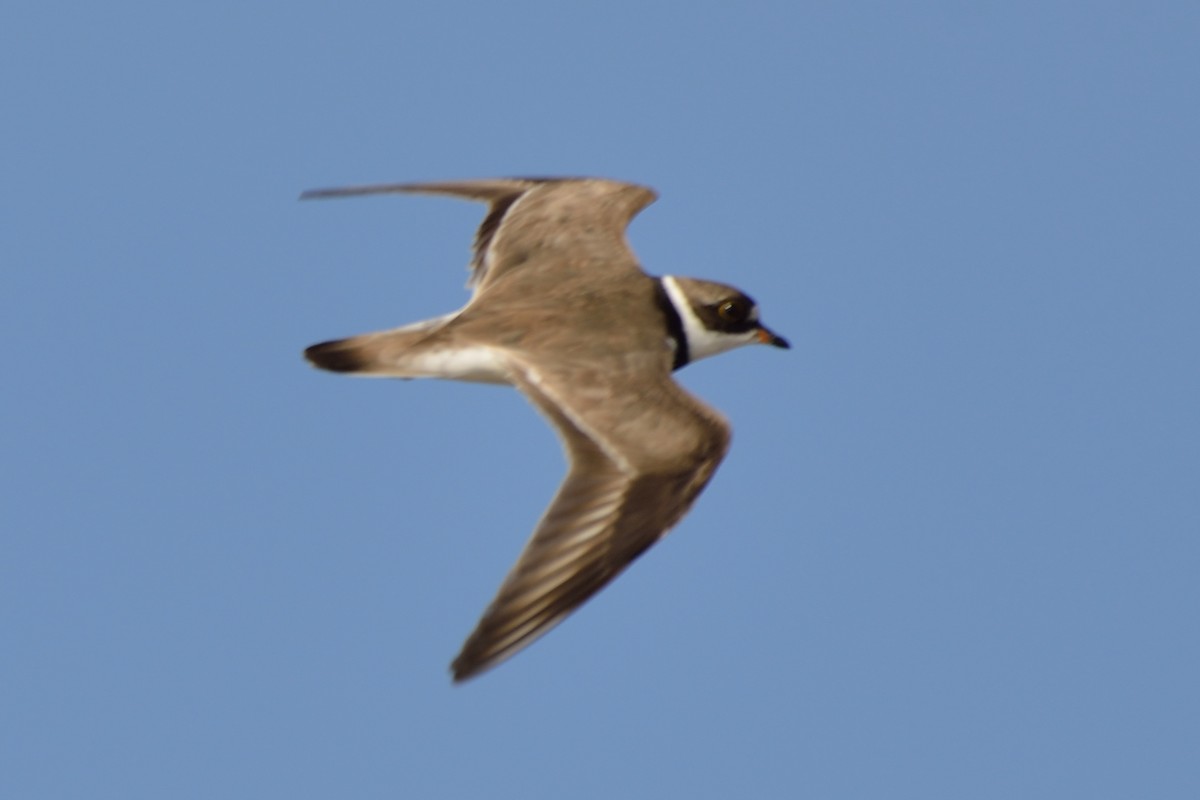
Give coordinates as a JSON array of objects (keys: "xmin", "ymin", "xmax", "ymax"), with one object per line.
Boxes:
[
  {"xmin": 301, "ymin": 177, "xmax": 658, "ymax": 292},
  {"xmin": 450, "ymin": 356, "xmax": 730, "ymax": 682}
]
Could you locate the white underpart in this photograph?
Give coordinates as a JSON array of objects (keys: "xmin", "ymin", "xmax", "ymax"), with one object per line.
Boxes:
[
  {"xmin": 364, "ymin": 310, "xmax": 511, "ymax": 384},
  {"xmin": 661, "ymin": 275, "xmax": 760, "ymax": 362},
  {"xmin": 407, "ymin": 344, "xmax": 511, "ymax": 384}
]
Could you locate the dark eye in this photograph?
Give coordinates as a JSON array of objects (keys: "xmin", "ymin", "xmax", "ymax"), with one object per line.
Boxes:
[{"xmin": 717, "ymin": 298, "xmax": 750, "ymax": 323}]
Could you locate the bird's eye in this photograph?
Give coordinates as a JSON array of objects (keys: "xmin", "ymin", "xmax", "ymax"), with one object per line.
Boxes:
[{"xmin": 717, "ymin": 298, "xmax": 750, "ymax": 323}]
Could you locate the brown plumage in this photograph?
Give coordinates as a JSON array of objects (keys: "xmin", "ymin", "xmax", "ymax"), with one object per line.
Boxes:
[{"xmin": 302, "ymin": 178, "xmax": 787, "ymax": 682}]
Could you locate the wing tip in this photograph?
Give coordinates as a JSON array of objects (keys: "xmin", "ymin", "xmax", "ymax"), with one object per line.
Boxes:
[
  {"xmin": 449, "ymin": 658, "xmax": 482, "ymax": 684},
  {"xmin": 299, "ymin": 183, "xmax": 416, "ymax": 201},
  {"xmin": 299, "ymin": 177, "xmax": 658, "ymax": 206},
  {"xmin": 449, "ymin": 647, "xmax": 507, "ymax": 684}
]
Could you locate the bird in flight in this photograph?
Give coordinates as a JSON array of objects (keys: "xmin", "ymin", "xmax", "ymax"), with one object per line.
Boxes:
[{"xmin": 303, "ymin": 177, "xmax": 789, "ymax": 682}]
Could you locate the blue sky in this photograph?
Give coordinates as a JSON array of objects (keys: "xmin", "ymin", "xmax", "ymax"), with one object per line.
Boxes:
[{"xmin": 3, "ymin": 2, "xmax": 1198, "ymax": 798}]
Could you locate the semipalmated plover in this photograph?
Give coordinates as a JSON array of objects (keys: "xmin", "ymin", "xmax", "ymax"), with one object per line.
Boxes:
[{"xmin": 302, "ymin": 177, "xmax": 788, "ymax": 682}]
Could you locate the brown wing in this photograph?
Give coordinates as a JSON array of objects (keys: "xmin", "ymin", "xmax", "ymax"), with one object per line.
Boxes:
[
  {"xmin": 300, "ymin": 177, "xmax": 657, "ymax": 291},
  {"xmin": 450, "ymin": 357, "xmax": 730, "ymax": 682}
]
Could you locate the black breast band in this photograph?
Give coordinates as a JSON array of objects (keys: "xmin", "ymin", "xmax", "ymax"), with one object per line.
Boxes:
[{"xmin": 653, "ymin": 278, "xmax": 690, "ymax": 371}]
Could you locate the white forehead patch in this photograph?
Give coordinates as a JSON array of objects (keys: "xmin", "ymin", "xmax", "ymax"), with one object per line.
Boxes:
[{"xmin": 661, "ymin": 276, "xmax": 761, "ymax": 362}]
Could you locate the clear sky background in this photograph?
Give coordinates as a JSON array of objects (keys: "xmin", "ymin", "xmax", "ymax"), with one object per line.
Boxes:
[{"xmin": 3, "ymin": 2, "xmax": 1198, "ymax": 798}]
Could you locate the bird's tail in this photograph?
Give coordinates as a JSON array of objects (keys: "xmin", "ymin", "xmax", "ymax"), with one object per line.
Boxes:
[
  {"xmin": 304, "ymin": 333, "xmax": 390, "ymax": 374},
  {"xmin": 304, "ymin": 312, "xmax": 453, "ymax": 377},
  {"xmin": 303, "ymin": 314, "xmax": 508, "ymax": 384}
]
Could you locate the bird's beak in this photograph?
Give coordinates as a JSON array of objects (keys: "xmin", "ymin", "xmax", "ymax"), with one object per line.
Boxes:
[{"xmin": 756, "ymin": 325, "xmax": 790, "ymax": 349}]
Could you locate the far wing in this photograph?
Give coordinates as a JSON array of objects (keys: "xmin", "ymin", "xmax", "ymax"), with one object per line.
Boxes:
[{"xmin": 301, "ymin": 177, "xmax": 657, "ymax": 292}]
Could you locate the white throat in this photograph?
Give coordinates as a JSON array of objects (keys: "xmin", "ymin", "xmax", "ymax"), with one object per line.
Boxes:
[{"xmin": 661, "ymin": 275, "xmax": 760, "ymax": 363}]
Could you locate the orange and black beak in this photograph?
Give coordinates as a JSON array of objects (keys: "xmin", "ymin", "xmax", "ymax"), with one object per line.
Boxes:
[{"xmin": 756, "ymin": 325, "xmax": 790, "ymax": 349}]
